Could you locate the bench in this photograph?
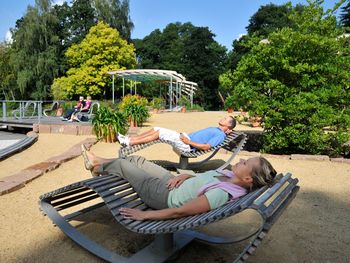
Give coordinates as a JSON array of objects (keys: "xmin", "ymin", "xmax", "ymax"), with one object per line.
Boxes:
[
  {"xmin": 119, "ymin": 132, "xmax": 247, "ymax": 170},
  {"xmin": 39, "ymin": 172, "xmax": 299, "ymax": 263}
]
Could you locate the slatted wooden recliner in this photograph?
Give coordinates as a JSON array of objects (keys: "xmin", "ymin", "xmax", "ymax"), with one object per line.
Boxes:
[
  {"xmin": 39, "ymin": 172, "xmax": 299, "ymax": 263},
  {"xmin": 119, "ymin": 132, "xmax": 247, "ymax": 170}
]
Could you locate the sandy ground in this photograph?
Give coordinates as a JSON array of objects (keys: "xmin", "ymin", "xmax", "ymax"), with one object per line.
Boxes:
[{"xmin": 0, "ymin": 111, "xmax": 349, "ymax": 263}]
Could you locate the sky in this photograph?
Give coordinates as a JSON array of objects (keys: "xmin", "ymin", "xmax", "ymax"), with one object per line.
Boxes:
[{"xmin": 0, "ymin": 0, "xmax": 343, "ymax": 49}]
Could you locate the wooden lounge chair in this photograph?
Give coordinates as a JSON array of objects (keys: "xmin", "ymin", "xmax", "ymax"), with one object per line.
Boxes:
[
  {"xmin": 119, "ymin": 131, "xmax": 247, "ymax": 170},
  {"xmin": 39, "ymin": 172, "xmax": 299, "ymax": 263}
]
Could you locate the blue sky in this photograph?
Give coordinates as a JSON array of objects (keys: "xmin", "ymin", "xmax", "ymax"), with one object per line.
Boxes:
[{"xmin": 0, "ymin": 0, "xmax": 342, "ymax": 49}]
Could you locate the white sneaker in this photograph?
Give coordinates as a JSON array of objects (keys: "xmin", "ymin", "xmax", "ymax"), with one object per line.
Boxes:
[
  {"xmin": 118, "ymin": 132, "xmax": 126, "ymax": 138},
  {"xmin": 124, "ymin": 137, "xmax": 130, "ymax": 147},
  {"xmin": 117, "ymin": 134, "xmax": 125, "ymax": 143}
]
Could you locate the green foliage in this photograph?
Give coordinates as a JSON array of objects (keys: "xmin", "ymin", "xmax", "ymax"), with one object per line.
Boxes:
[
  {"xmin": 178, "ymin": 96, "xmax": 189, "ymax": 107},
  {"xmin": 246, "ymin": 3, "xmax": 299, "ymax": 37},
  {"xmin": 0, "ymin": 43, "xmax": 16, "ymax": 99},
  {"xmin": 134, "ymin": 22, "xmax": 227, "ymax": 110},
  {"xmin": 224, "ymin": 96, "xmax": 238, "ymax": 110},
  {"xmin": 10, "ymin": 0, "xmax": 60, "ymax": 99},
  {"xmin": 340, "ymin": 0, "xmax": 350, "ymax": 28},
  {"xmin": 150, "ymin": 97, "xmax": 165, "ymax": 110},
  {"xmin": 123, "ymin": 104, "xmax": 150, "ymax": 126},
  {"xmin": 224, "ymin": 3, "xmax": 304, "ymax": 74},
  {"xmin": 118, "ymin": 94, "xmax": 149, "ymax": 126},
  {"xmin": 221, "ymin": 1, "xmax": 350, "ymax": 156},
  {"xmin": 188, "ymin": 104, "xmax": 205, "ymax": 112},
  {"xmin": 118, "ymin": 94, "xmax": 148, "ymax": 110},
  {"xmin": 92, "ymin": 0, "xmax": 134, "ymax": 40},
  {"xmin": 51, "ymin": 22, "xmax": 136, "ymax": 99},
  {"xmin": 92, "ymin": 106, "xmax": 128, "ymax": 141}
]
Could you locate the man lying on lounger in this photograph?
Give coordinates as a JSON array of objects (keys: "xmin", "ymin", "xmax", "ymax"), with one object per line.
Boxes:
[
  {"xmin": 117, "ymin": 115, "xmax": 236, "ymax": 152},
  {"xmin": 80, "ymin": 151, "xmax": 277, "ymax": 221}
]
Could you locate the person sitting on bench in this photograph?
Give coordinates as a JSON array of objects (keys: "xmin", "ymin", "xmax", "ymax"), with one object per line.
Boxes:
[
  {"xmin": 61, "ymin": 96, "xmax": 85, "ymax": 121},
  {"xmin": 117, "ymin": 116, "xmax": 236, "ymax": 152},
  {"xmin": 81, "ymin": 151, "xmax": 276, "ymax": 221}
]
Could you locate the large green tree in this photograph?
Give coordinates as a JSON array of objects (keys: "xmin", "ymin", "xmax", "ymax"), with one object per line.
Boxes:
[
  {"xmin": 340, "ymin": 0, "xmax": 350, "ymax": 28},
  {"xmin": 225, "ymin": 3, "xmax": 304, "ymax": 74},
  {"xmin": 51, "ymin": 22, "xmax": 136, "ymax": 99},
  {"xmin": 0, "ymin": 43, "xmax": 17, "ymax": 99},
  {"xmin": 220, "ymin": 1, "xmax": 350, "ymax": 156},
  {"xmin": 10, "ymin": 0, "xmax": 60, "ymax": 99},
  {"xmin": 92, "ymin": 0, "xmax": 134, "ymax": 41},
  {"xmin": 134, "ymin": 22, "xmax": 227, "ymax": 109}
]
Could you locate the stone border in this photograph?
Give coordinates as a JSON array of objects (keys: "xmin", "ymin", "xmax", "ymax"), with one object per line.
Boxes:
[
  {"xmin": 0, "ymin": 137, "xmax": 97, "ymax": 196},
  {"xmin": 235, "ymin": 150, "xmax": 350, "ymax": 164},
  {"xmin": 33, "ymin": 123, "xmax": 93, "ymax": 135}
]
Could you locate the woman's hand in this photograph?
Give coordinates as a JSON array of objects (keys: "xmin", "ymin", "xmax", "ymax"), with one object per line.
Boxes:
[
  {"xmin": 166, "ymin": 174, "xmax": 191, "ymax": 190},
  {"xmin": 119, "ymin": 207, "xmax": 147, "ymax": 221}
]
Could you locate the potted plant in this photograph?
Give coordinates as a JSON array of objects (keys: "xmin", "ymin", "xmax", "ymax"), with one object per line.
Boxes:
[
  {"xmin": 224, "ymin": 96, "xmax": 237, "ymax": 113},
  {"xmin": 249, "ymin": 116, "xmax": 263, "ymax": 127},
  {"xmin": 150, "ymin": 97, "xmax": 165, "ymax": 113},
  {"xmin": 178, "ymin": 96, "xmax": 190, "ymax": 113},
  {"xmin": 92, "ymin": 107, "xmax": 128, "ymax": 142},
  {"xmin": 124, "ymin": 104, "xmax": 150, "ymax": 127},
  {"xmin": 119, "ymin": 94, "xmax": 150, "ymax": 127}
]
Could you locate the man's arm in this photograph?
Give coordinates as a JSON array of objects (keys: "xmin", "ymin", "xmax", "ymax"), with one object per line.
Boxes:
[
  {"xmin": 180, "ymin": 134, "xmax": 211, "ymax": 151},
  {"xmin": 119, "ymin": 195, "xmax": 210, "ymax": 221}
]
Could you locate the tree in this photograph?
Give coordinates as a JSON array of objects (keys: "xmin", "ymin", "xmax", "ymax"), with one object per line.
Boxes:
[
  {"xmin": 221, "ymin": 1, "xmax": 350, "ymax": 156},
  {"xmin": 181, "ymin": 27, "xmax": 227, "ymax": 109},
  {"xmin": 10, "ymin": 0, "xmax": 60, "ymax": 99},
  {"xmin": 51, "ymin": 22, "xmax": 136, "ymax": 99},
  {"xmin": 92, "ymin": 0, "xmax": 134, "ymax": 41},
  {"xmin": 246, "ymin": 3, "xmax": 297, "ymax": 37},
  {"xmin": 224, "ymin": 3, "xmax": 304, "ymax": 74},
  {"xmin": 70, "ymin": 0, "xmax": 97, "ymax": 45},
  {"xmin": 0, "ymin": 43, "xmax": 17, "ymax": 99},
  {"xmin": 340, "ymin": 0, "xmax": 350, "ymax": 28},
  {"xmin": 134, "ymin": 22, "xmax": 227, "ymax": 110}
]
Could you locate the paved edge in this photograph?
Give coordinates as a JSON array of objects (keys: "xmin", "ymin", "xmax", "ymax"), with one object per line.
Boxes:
[{"xmin": 0, "ymin": 136, "xmax": 97, "ymax": 196}]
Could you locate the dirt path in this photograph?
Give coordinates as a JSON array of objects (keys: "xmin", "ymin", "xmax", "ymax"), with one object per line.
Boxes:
[{"xmin": 0, "ymin": 111, "xmax": 349, "ymax": 263}]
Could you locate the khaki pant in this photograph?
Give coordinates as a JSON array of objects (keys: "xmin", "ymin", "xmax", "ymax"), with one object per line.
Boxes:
[{"xmin": 98, "ymin": 156, "xmax": 174, "ymax": 209}]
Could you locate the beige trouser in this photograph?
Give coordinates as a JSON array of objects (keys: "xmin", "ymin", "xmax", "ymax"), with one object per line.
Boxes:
[{"xmin": 98, "ymin": 156, "xmax": 175, "ymax": 209}]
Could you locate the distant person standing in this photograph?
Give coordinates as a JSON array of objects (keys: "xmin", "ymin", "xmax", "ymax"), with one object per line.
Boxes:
[{"xmin": 61, "ymin": 96, "xmax": 85, "ymax": 121}]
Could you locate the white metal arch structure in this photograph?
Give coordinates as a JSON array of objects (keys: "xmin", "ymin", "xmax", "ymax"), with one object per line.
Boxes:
[{"xmin": 107, "ymin": 69, "xmax": 198, "ymax": 109}]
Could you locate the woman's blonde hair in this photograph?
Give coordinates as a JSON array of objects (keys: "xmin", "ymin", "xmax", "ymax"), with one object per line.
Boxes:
[{"xmin": 251, "ymin": 157, "xmax": 277, "ymax": 190}]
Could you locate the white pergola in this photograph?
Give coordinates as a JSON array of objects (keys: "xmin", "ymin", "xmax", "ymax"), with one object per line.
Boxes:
[{"xmin": 107, "ymin": 69, "xmax": 198, "ymax": 109}]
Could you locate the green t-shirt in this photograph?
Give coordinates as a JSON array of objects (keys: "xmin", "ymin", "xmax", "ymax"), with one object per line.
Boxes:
[{"xmin": 167, "ymin": 170, "xmax": 229, "ymax": 210}]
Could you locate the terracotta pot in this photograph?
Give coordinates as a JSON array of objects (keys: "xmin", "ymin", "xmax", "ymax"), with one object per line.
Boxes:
[
  {"xmin": 250, "ymin": 117, "xmax": 262, "ymax": 127},
  {"xmin": 181, "ymin": 106, "xmax": 187, "ymax": 113},
  {"xmin": 227, "ymin": 108, "xmax": 234, "ymax": 113}
]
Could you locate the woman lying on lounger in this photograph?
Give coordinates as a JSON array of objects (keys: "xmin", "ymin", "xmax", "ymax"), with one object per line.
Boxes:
[{"xmin": 82, "ymin": 148, "xmax": 277, "ymax": 221}]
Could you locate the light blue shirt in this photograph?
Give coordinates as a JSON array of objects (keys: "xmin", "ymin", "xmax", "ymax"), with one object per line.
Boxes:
[{"xmin": 189, "ymin": 127, "xmax": 225, "ymax": 148}]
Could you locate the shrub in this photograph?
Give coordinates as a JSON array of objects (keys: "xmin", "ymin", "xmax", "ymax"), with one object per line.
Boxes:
[
  {"xmin": 219, "ymin": 2, "xmax": 350, "ymax": 156},
  {"xmin": 124, "ymin": 104, "xmax": 150, "ymax": 127},
  {"xmin": 118, "ymin": 94, "xmax": 148, "ymax": 111},
  {"xmin": 92, "ymin": 106, "xmax": 128, "ymax": 142},
  {"xmin": 224, "ymin": 96, "xmax": 238, "ymax": 110},
  {"xmin": 150, "ymin": 97, "xmax": 165, "ymax": 110}
]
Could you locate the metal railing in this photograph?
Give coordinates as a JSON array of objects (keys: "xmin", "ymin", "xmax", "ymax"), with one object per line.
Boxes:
[{"xmin": 1, "ymin": 100, "xmax": 49, "ymax": 122}]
